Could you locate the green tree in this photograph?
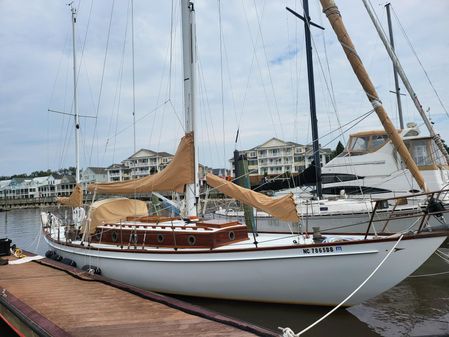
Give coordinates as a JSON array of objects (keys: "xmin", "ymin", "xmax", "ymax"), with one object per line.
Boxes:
[{"xmin": 330, "ymin": 141, "xmax": 345, "ymax": 160}]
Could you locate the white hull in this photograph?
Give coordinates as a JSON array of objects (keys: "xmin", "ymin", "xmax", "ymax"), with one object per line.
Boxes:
[{"xmin": 44, "ymin": 233, "xmax": 446, "ymax": 306}]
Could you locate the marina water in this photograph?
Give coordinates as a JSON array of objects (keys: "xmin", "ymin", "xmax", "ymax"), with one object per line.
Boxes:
[{"xmin": 1, "ymin": 208, "xmax": 449, "ymax": 337}]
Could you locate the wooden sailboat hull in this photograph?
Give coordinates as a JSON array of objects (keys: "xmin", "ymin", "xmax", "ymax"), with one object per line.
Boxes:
[{"xmin": 44, "ymin": 233, "xmax": 446, "ymax": 306}]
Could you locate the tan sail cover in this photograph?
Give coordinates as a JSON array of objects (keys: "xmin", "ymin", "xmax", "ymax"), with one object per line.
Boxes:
[
  {"xmin": 87, "ymin": 198, "xmax": 148, "ymax": 234},
  {"xmin": 87, "ymin": 133, "xmax": 194, "ymax": 194},
  {"xmin": 206, "ymin": 173, "xmax": 300, "ymax": 223},
  {"xmin": 57, "ymin": 184, "xmax": 83, "ymax": 207}
]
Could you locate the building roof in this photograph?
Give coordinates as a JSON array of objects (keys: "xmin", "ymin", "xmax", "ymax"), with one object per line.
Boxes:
[
  {"xmin": 60, "ymin": 175, "xmax": 76, "ymax": 184},
  {"xmin": 247, "ymin": 137, "xmax": 303, "ymax": 151},
  {"xmin": 84, "ymin": 167, "xmax": 107, "ymax": 174},
  {"xmin": 126, "ymin": 149, "xmax": 174, "ymax": 160},
  {"xmin": 107, "ymin": 163, "xmax": 127, "ymax": 169}
]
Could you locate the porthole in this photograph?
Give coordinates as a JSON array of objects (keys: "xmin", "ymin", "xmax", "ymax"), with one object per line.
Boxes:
[
  {"xmin": 228, "ymin": 231, "xmax": 235, "ymax": 241},
  {"xmin": 111, "ymin": 231, "xmax": 119, "ymax": 243},
  {"xmin": 157, "ymin": 234, "xmax": 164, "ymax": 243},
  {"xmin": 187, "ymin": 235, "xmax": 196, "ymax": 246}
]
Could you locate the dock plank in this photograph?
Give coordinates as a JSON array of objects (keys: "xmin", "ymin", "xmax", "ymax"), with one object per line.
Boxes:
[{"xmin": 0, "ymin": 257, "xmax": 275, "ymax": 337}]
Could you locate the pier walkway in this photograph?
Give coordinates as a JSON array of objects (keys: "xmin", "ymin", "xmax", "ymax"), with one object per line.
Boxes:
[{"xmin": 0, "ymin": 254, "xmax": 276, "ymax": 337}]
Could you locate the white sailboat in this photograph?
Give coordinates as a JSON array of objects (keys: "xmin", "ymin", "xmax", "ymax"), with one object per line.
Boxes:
[{"xmin": 42, "ymin": 0, "xmax": 448, "ymax": 306}]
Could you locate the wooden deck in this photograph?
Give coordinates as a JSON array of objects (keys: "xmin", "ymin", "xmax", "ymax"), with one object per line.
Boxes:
[{"xmin": 0, "ymin": 254, "xmax": 276, "ymax": 337}]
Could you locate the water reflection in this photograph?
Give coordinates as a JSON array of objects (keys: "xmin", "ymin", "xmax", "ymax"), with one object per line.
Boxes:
[
  {"xmin": 1, "ymin": 209, "xmax": 448, "ymax": 336},
  {"xmin": 350, "ymin": 253, "xmax": 449, "ymax": 337}
]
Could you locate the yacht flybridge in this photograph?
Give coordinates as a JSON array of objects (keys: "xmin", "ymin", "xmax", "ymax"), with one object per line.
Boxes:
[{"xmin": 42, "ymin": 0, "xmax": 448, "ymax": 307}]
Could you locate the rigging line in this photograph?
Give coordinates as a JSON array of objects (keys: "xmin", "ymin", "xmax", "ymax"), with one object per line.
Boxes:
[
  {"xmin": 235, "ymin": 1, "xmax": 258, "ymax": 134},
  {"xmin": 313, "ymin": 108, "xmax": 375, "ymax": 144},
  {"xmin": 295, "ymin": 0, "xmax": 347, "ymax": 167},
  {"xmin": 391, "ymin": 5, "xmax": 449, "ymax": 119},
  {"xmin": 197, "ymin": 57, "xmax": 220, "ymax": 157},
  {"xmin": 222, "ymin": 21, "xmax": 240, "ymax": 137},
  {"xmin": 253, "ymin": 0, "xmax": 284, "ymax": 136},
  {"xmin": 76, "ymin": 0, "xmax": 97, "ymax": 117},
  {"xmin": 111, "ymin": 1, "xmax": 131, "ymax": 162},
  {"xmin": 241, "ymin": 0, "xmax": 278, "ymax": 137},
  {"xmin": 48, "ymin": 29, "xmax": 70, "ymax": 109},
  {"xmin": 88, "ymin": 0, "xmax": 115, "ymax": 165},
  {"xmin": 109, "ymin": 101, "xmax": 170, "ymax": 140},
  {"xmin": 218, "ymin": 0, "xmax": 226, "ymax": 168},
  {"xmin": 299, "ymin": 108, "xmax": 375, "ymax": 169}
]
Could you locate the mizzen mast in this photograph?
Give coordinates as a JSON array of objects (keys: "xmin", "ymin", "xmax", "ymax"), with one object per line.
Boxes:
[{"xmin": 319, "ymin": 0, "xmax": 428, "ymax": 192}]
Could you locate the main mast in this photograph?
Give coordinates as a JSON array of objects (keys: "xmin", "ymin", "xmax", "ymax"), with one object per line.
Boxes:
[
  {"xmin": 362, "ymin": 0, "xmax": 449, "ymax": 164},
  {"xmin": 181, "ymin": 0, "xmax": 199, "ymax": 216},
  {"xmin": 70, "ymin": 4, "xmax": 80, "ymax": 184},
  {"xmin": 319, "ymin": 0, "xmax": 428, "ymax": 192}
]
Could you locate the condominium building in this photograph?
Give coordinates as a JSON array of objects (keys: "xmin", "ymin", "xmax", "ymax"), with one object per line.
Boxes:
[
  {"xmin": 231, "ymin": 137, "xmax": 331, "ymax": 177},
  {"xmin": 0, "ymin": 175, "xmax": 74, "ymax": 199},
  {"xmin": 106, "ymin": 149, "xmax": 174, "ymax": 182},
  {"xmin": 81, "ymin": 167, "xmax": 108, "ymax": 190}
]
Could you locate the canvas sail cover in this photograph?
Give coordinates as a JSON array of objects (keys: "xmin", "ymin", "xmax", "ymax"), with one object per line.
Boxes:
[
  {"xmin": 57, "ymin": 184, "xmax": 83, "ymax": 207},
  {"xmin": 87, "ymin": 133, "xmax": 194, "ymax": 194},
  {"xmin": 206, "ymin": 173, "xmax": 300, "ymax": 223},
  {"xmin": 87, "ymin": 198, "xmax": 148, "ymax": 234}
]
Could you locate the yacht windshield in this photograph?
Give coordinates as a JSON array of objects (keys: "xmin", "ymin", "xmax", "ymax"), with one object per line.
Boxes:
[{"xmin": 341, "ymin": 133, "xmax": 388, "ymax": 156}]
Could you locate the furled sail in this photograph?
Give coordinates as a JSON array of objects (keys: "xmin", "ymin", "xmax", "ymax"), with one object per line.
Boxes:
[
  {"xmin": 86, "ymin": 198, "xmax": 148, "ymax": 234},
  {"xmin": 206, "ymin": 173, "xmax": 300, "ymax": 223},
  {"xmin": 87, "ymin": 133, "xmax": 194, "ymax": 194},
  {"xmin": 57, "ymin": 184, "xmax": 83, "ymax": 207}
]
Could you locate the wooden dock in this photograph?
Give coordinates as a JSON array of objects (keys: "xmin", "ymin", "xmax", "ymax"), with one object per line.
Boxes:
[{"xmin": 0, "ymin": 254, "xmax": 276, "ymax": 337}]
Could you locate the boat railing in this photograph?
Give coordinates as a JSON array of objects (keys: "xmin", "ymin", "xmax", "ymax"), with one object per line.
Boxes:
[{"xmin": 363, "ymin": 188, "xmax": 449, "ymax": 239}]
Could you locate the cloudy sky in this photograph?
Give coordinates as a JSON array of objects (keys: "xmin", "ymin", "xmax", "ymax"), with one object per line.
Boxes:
[{"xmin": 1, "ymin": 0, "xmax": 448, "ymax": 176}]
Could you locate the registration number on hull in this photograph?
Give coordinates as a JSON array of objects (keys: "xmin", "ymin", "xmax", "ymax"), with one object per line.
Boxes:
[{"xmin": 302, "ymin": 246, "xmax": 342, "ymax": 254}]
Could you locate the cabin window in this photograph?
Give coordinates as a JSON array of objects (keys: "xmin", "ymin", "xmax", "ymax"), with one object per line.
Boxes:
[
  {"xmin": 406, "ymin": 140, "xmax": 432, "ymax": 166},
  {"xmin": 370, "ymin": 134, "xmax": 388, "ymax": 151},
  {"xmin": 187, "ymin": 235, "xmax": 196, "ymax": 246},
  {"xmin": 349, "ymin": 136, "xmax": 369, "ymax": 154},
  {"xmin": 342, "ymin": 133, "xmax": 389, "ymax": 156}
]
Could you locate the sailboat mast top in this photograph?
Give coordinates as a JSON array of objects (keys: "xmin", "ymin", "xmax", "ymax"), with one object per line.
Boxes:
[
  {"xmin": 319, "ymin": 0, "xmax": 428, "ymax": 192},
  {"xmin": 385, "ymin": 3, "xmax": 404, "ymax": 130},
  {"xmin": 362, "ymin": 0, "xmax": 449, "ymax": 164},
  {"xmin": 70, "ymin": 4, "xmax": 80, "ymax": 184},
  {"xmin": 181, "ymin": 0, "xmax": 199, "ymax": 216}
]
